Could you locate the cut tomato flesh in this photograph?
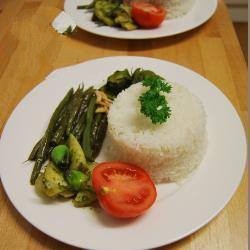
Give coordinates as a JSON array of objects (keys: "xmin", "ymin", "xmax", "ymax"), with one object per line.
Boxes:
[
  {"xmin": 92, "ymin": 162, "xmax": 157, "ymax": 218},
  {"xmin": 131, "ymin": 1, "xmax": 166, "ymax": 28}
]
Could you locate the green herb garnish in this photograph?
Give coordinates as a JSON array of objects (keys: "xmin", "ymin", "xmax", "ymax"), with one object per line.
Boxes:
[
  {"xmin": 139, "ymin": 76, "xmax": 172, "ymax": 124},
  {"xmin": 62, "ymin": 26, "xmax": 73, "ymax": 35}
]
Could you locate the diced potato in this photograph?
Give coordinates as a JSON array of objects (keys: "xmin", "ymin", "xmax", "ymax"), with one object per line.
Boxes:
[
  {"xmin": 43, "ymin": 162, "xmax": 68, "ymax": 197},
  {"xmin": 67, "ymin": 133, "xmax": 87, "ymax": 170},
  {"xmin": 35, "ymin": 173, "xmax": 46, "ymax": 196}
]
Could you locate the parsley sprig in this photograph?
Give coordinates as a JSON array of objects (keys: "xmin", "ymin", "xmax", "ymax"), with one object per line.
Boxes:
[{"xmin": 139, "ymin": 76, "xmax": 172, "ymax": 124}]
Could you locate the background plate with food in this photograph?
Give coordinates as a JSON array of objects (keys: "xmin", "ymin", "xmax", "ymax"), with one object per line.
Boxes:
[
  {"xmin": 64, "ymin": 0, "xmax": 217, "ymax": 39},
  {"xmin": 0, "ymin": 56, "xmax": 246, "ymax": 250}
]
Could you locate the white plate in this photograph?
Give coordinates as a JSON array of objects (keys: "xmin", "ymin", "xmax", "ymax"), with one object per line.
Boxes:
[
  {"xmin": 64, "ymin": 0, "xmax": 217, "ymax": 39},
  {"xmin": 0, "ymin": 56, "xmax": 246, "ymax": 250}
]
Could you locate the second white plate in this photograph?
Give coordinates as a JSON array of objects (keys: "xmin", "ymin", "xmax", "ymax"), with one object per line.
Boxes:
[{"xmin": 64, "ymin": 0, "xmax": 218, "ymax": 39}]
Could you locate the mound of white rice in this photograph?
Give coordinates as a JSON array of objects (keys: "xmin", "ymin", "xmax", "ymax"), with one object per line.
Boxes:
[
  {"xmin": 165, "ymin": 0, "xmax": 195, "ymax": 19},
  {"xmin": 150, "ymin": 0, "xmax": 195, "ymax": 19},
  {"xmin": 105, "ymin": 82, "xmax": 207, "ymax": 184}
]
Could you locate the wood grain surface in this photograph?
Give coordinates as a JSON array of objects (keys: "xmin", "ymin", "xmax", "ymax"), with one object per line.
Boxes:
[{"xmin": 0, "ymin": 0, "xmax": 247, "ymax": 249}]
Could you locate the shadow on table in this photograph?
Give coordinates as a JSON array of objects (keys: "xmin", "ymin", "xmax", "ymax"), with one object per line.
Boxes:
[{"xmin": 68, "ymin": 26, "xmax": 203, "ymax": 52}]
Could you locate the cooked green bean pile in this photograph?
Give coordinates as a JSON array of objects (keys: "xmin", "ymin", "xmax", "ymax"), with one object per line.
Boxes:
[
  {"xmin": 29, "ymin": 86, "xmax": 108, "ymax": 185},
  {"xmin": 77, "ymin": 0, "xmax": 137, "ymax": 30}
]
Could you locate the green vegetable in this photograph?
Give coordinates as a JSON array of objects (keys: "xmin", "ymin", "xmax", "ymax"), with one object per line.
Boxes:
[
  {"xmin": 66, "ymin": 86, "xmax": 85, "ymax": 136},
  {"xmin": 71, "ymin": 87, "xmax": 94, "ymax": 141},
  {"xmin": 81, "ymin": 94, "xmax": 96, "ymax": 161},
  {"xmin": 105, "ymin": 69, "xmax": 132, "ymax": 96},
  {"xmin": 92, "ymin": 113, "xmax": 108, "ymax": 159},
  {"xmin": 52, "ymin": 87, "xmax": 83, "ymax": 145},
  {"xmin": 73, "ymin": 188, "xmax": 97, "ymax": 207},
  {"xmin": 62, "ymin": 26, "xmax": 74, "ymax": 35},
  {"xmin": 78, "ymin": 0, "xmax": 136, "ymax": 31},
  {"xmin": 67, "ymin": 134, "xmax": 87, "ymax": 170},
  {"xmin": 28, "ymin": 138, "xmax": 42, "ymax": 161},
  {"xmin": 139, "ymin": 76, "xmax": 172, "ymax": 124},
  {"xmin": 51, "ymin": 145, "xmax": 70, "ymax": 169},
  {"xmin": 72, "ymin": 112, "xmax": 87, "ymax": 142},
  {"xmin": 30, "ymin": 88, "xmax": 74, "ymax": 184},
  {"xmin": 131, "ymin": 68, "xmax": 159, "ymax": 84},
  {"xmin": 51, "ymin": 113, "xmax": 69, "ymax": 145},
  {"xmin": 113, "ymin": 4, "xmax": 137, "ymax": 30},
  {"xmin": 66, "ymin": 170, "xmax": 89, "ymax": 191},
  {"xmin": 72, "ymin": 87, "xmax": 94, "ymax": 129},
  {"xmin": 94, "ymin": 0, "xmax": 118, "ymax": 26},
  {"xmin": 101, "ymin": 68, "xmax": 161, "ymax": 98},
  {"xmin": 30, "ymin": 136, "xmax": 50, "ymax": 185}
]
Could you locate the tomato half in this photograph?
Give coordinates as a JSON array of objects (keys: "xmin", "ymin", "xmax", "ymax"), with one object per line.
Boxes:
[
  {"xmin": 131, "ymin": 1, "xmax": 166, "ymax": 28},
  {"xmin": 92, "ymin": 162, "xmax": 157, "ymax": 218}
]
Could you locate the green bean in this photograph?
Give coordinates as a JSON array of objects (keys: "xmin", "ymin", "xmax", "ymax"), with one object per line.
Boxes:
[
  {"xmin": 51, "ymin": 113, "xmax": 69, "ymax": 145},
  {"xmin": 66, "ymin": 87, "xmax": 85, "ymax": 136},
  {"xmin": 94, "ymin": 1, "xmax": 117, "ymax": 27},
  {"xmin": 72, "ymin": 87, "xmax": 94, "ymax": 128},
  {"xmin": 30, "ymin": 88, "xmax": 74, "ymax": 184},
  {"xmin": 28, "ymin": 138, "xmax": 42, "ymax": 161},
  {"xmin": 55, "ymin": 103, "xmax": 69, "ymax": 129},
  {"xmin": 81, "ymin": 94, "xmax": 96, "ymax": 161},
  {"xmin": 72, "ymin": 112, "xmax": 87, "ymax": 142},
  {"xmin": 50, "ymin": 108, "xmax": 70, "ymax": 146},
  {"xmin": 91, "ymin": 113, "xmax": 102, "ymax": 143},
  {"xmin": 30, "ymin": 135, "xmax": 49, "ymax": 184},
  {"xmin": 47, "ymin": 88, "xmax": 74, "ymax": 133},
  {"xmin": 71, "ymin": 87, "xmax": 95, "ymax": 141},
  {"xmin": 29, "ymin": 88, "xmax": 73, "ymax": 156},
  {"xmin": 52, "ymin": 88, "xmax": 82, "ymax": 144},
  {"xmin": 92, "ymin": 113, "xmax": 108, "ymax": 159}
]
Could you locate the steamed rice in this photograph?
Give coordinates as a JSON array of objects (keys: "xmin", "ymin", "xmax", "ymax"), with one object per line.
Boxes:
[
  {"xmin": 164, "ymin": 0, "xmax": 195, "ymax": 19},
  {"xmin": 105, "ymin": 82, "xmax": 207, "ymax": 184},
  {"xmin": 149, "ymin": 0, "xmax": 195, "ymax": 19}
]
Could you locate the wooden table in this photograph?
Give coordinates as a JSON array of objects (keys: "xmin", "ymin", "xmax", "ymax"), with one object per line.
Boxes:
[{"xmin": 0, "ymin": 0, "xmax": 247, "ymax": 249}]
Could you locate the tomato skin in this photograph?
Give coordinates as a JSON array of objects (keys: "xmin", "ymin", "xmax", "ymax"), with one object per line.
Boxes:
[
  {"xmin": 92, "ymin": 162, "xmax": 157, "ymax": 218},
  {"xmin": 131, "ymin": 1, "xmax": 166, "ymax": 28}
]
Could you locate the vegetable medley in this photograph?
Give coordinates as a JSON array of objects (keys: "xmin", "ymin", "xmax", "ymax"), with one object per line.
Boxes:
[
  {"xmin": 77, "ymin": 0, "xmax": 166, "ymax": 30},
  {"xmin": 28, "ymin": 68, "xmax": 169, "ymax": 216}
]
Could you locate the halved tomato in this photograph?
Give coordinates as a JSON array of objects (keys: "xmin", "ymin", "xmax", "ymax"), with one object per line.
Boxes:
[
  {"xmin": 92, "ymin": 162, "xmax": 157, "ymax": 218},
  {"xmin": 131, "ymin": 1, "xmax": 166, "ymax": 28}
]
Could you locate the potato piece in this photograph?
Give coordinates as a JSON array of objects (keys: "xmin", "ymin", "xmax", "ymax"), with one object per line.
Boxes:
[
  {"xmin": 35, "ymin": 173, "xmax": 46, "ymax": 196},
  {"xmin": 43, "ymin": 162, "xmax": 68, "ymax": 197},
  {"xmin": 67, "ymin": 133, "xmax": 87, "ymax": 170}
]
